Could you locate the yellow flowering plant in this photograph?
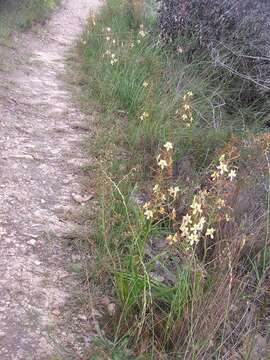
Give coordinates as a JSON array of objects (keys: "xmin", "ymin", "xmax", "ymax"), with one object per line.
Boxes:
[
  {"xmin": 142, "ymin": 140, "xmax": 240, "ymax": 254},
  {"xmin": 142, "ymin": 141, "xmax": 180, "ymax": 224},
  {"xmin": 175, "ymin": 91, "xmax": 194, "ymax": 128}
]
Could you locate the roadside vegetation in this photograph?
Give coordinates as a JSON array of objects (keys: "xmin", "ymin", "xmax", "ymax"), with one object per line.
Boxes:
[
  {"xmin": 0, "ymin": 0, "xmax": 58, "ymax": 70},
  {"xmin": 77, "ymin": 0, "xmax": 270, "ymax": 358},
  {"xmin": 0, "ymin": 0, "xmax": 57, "ymax": 37}
]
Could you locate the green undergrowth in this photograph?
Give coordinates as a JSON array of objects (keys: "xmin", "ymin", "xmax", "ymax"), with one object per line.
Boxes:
[
  {"xmin": 0, "ymin": 0, "xmax": 59, "ymax": 70},
  {"xmin": 0, "ymin": 0, "xmax": 58, "ymax": 39},
  {"xmin": 78, "ymin": 0, "xmax": 270, "ymax": 358}
]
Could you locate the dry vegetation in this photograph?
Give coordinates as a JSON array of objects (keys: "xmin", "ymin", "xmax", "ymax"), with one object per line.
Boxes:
[{"xmin": 76, "ymin": 0, "xmax": 270, "ymax": 358}]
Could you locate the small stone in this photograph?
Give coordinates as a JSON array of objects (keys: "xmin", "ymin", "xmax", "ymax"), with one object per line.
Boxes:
[
  {"xmin": 78, "ymin": 314, "xmax": 87, "ymax": 321},
  {"xmin": 34, "ymin": 260, "xmax": 41, "ymax": 266},
  {"xmin": 107, "ymin": 303, "xmax": 116, "ymax": 316},
  {"xmin": 27, "ymin": 239, "xmax": 37, "ymax": 246},
  {"xmin": 52, "ymin": 309, "xmax": 61, "ymax": 317},
  {"xmin": 12, "ymin": 154, "xmax": 34, "ymax": 160},
  {"xmin": 71, "ymin": 192, "xmax": 94, "ymax": 204}
]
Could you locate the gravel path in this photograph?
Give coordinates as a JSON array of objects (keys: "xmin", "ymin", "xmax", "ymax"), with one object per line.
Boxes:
[{"xmin": 0, "ymin": 1, "xmax": 99, "ymax": 358}]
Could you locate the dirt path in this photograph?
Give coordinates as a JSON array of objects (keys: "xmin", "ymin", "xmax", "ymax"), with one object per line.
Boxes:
[{"xmin": 0, "ymin": 1, "xmax": 99, "ymax": 358}]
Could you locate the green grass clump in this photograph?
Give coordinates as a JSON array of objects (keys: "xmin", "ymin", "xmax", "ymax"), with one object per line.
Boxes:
[
  {"xmin": 0, "ymin": 0, "xmax": 59, "ymax": 70},
  {"xmin": 78, "ymin": 0, "xmax": 270, "ymax": 358},
  {"xmin": 0, "ymin": 0, "xmax": 58, "ymax": 39},
  {"xmin": 81, "ymin": 0, "xmax": 269, "ymax": 177}
]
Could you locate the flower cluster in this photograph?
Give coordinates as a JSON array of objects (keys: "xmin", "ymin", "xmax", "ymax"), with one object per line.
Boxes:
[
  {"xmin": 137, "ymin": 24, "xmax": 147, "ymax": 44},
  {"xmin": 128, "ymin": 24, "xmax": 147, "ymax": 48},
  {"xmin": 102, "ymin": 27, "xmax": 119, "ymax": 65},
  {"xmin": 156, "ymin": 142, "xmax": 173, "ymax": 173},
  {"xmin": 140, "ymin": 111, "xmax": 149, "ymax": 121},
  {"xmin": 142, "ymin": 142, "xmax": 241, "ymax": 251},
  {"xmin": 166, "ymin": 190, "xmax": 215, "ymax": 248},
  {"xmin": 211, "ymin": 154, "xmax": 237, "ymax": 182},
  {"xmin": 208, "ymin": 151, "xmax": 239, "ymax": 224},
  {"xmin": 139, "ymin": 24, "xmax": 146, "ymax": 38},
  {"xmin": 176, "ymin": 91, "xmax": 194, "ymax": 128},
  {"xmin": 143, "ymin": 142, "xmax": 177, "ymax": 221},
  {"xmin": 179, "ymin": 191, "xmax": 215, "ymax": 247}
]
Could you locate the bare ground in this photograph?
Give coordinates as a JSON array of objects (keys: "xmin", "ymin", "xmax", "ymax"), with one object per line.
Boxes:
[{"xmin": 0, "ymin": 0, "xmax": 100, "ymax": 358}]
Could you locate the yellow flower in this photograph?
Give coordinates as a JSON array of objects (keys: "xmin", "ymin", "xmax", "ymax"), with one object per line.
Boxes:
[
  {"xmin": 188, "ymin": 233, "xmax": 199, "ymax": 246},
  {"xmin": 107, "ymin": 27, "xmax": 111, "ymax": 32},
  {"xmin": 143, "ymin": 202, "xmax": 151, "ymax": 209},
  {"xmin": 159, "ymin": 207, "xmax": 165, "ymax": 214},
  {"xmin": 217, "ymin": 198, "xmax": 225, "ymax": 209},
  {"xmin": 219, "ymin": 154, "xmax": 226, "ymax": 162},
  {"xmin": 191, "ymin": 217, "xmax": 206, "ymax": 233},
  {"xmin": 206, "ymin": 228, "xmax": 215, "ymax": 239},
  {"xmin": 217, "ymin": 162, "xmax": 228, "ymax": 175},
  {"xmin": 140, "ymin": 111, "xmax": 149, "ymax": 120},
  {"xmin": 211, "ymin": 171, "xmax": 219, "ymax": 181},
  {"xmin": 168, "ymin": 186, "xmax": 180, "ymax": 199},
  {"xmin": 191, "ymin": 196, "xmax": 202, "ymax": 215},
  {"xmin": 180, "ymin": 224, "xmax": 189, "ymax": 237},
  {"xmin": 182, "ymin": 114, "xmax": 188, "ymax": 120},
  {"xmin": 144, "ymin": 209, "xmax": 154, "ymax": 220},
  {"xmin": 184, "ymin": 104, "xmax": 190, "ymax": 111},
  {"xmin": 182, "ymin": 214, "xmax": 192, "ymax": 225},
  {"xmin": 110, "ymin": 58, "xmax": 118, "ymax": 65},
  {"xmin": 160, "ymin": 193, "xmax": 166, "ymax": 201},
  {"xmin": 139, "ymin": 30, "xmax": 146, "ymax": 38},
  {"xmin": 164, "ymin": 141, "xmax": 173, "ymax": 151},
  {"xmin": 228, "ymin": 169, "xmax": 237, "ymax": 181},
  {"xmin": 143, "ymin": 81, "xmax": 149, "ymax": 88},
  {"xmin": 171, "ymin": 208, "xmax": 177, "ymax": 220},
  {"xmin": 153, "ymin": 184, "xmax": 159, "ymax": 193},
  {"xmin": 187, "ymin": 91, "xmax": 193, "ymax": 97},
  {"xmin": 158, "ymin": 159, "xmax": 168, "ymax": 170},
  {"xmin": 225, "ymin": 213, "xmax": 232, "ymax": 222},
  {"xmin": 167, "ymin": 233, "xmax": 178, "ymax": 245},
  {"xmin": 106, "ymin": 36, "xmax": 110, "ymax": 41}
]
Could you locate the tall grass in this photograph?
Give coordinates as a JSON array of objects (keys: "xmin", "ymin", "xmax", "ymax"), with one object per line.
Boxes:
[
  {"xmin": 79, "ymin": 0, "xmax": 270, "ymax": 358},
  {"xmin": 0, "ymin": 0, "xmax": 58, "ymax": 39},
  {"xmin": 0, "ymin": 0, "xmax": 59, "ymax": 71}
]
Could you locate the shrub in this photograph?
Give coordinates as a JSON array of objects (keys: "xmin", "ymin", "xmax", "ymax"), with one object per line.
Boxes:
[{"xmin": 158, "ymin": 0, "xmax": 270, "ymax": 100}]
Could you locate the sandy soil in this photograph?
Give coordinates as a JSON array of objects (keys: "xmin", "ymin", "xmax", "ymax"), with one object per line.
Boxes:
[{"xmin": 0, "ymin": 0, "xmax": 99, "ymax": 358}]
